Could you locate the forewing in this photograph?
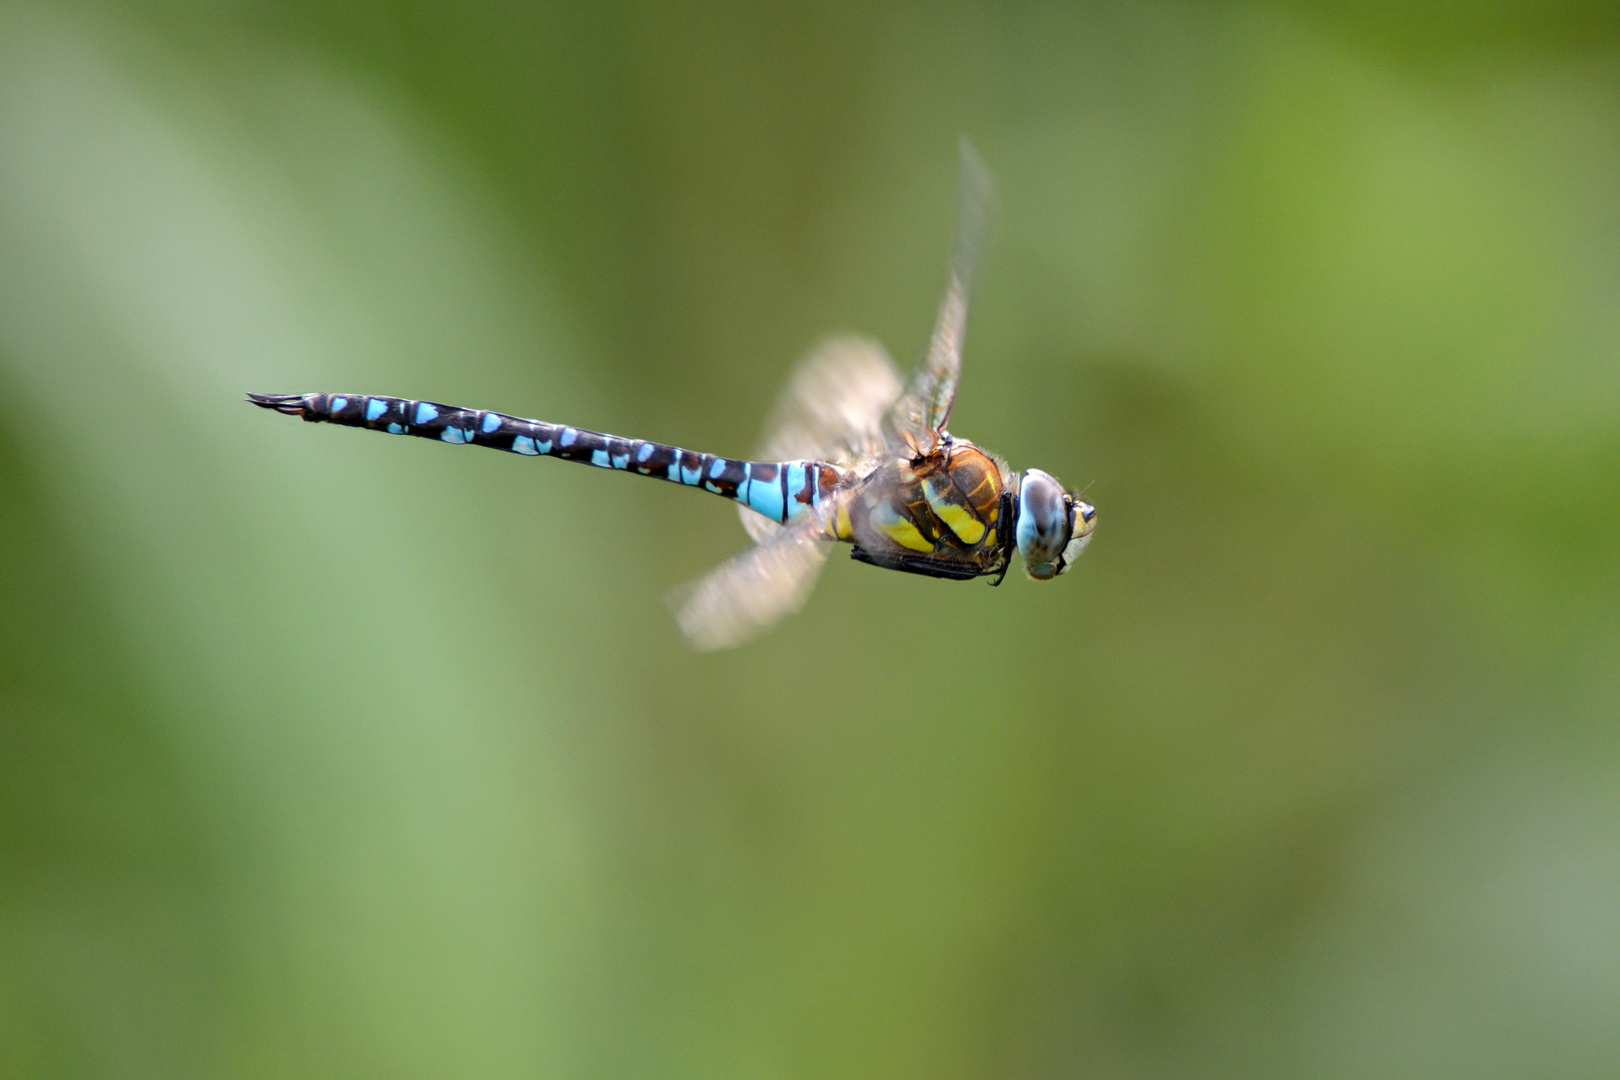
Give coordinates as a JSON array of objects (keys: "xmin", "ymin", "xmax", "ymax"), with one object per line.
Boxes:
[
  {"xmin": 672, "ymin": 511, "xmax": 835, "ymax": 651},
  {"xmin": 888, "ymin": 137, "xmax": 993, "ymax": 449},
  {"xmin": 738, "ymin": 335, "xmax": 900, "ymax": 544}
]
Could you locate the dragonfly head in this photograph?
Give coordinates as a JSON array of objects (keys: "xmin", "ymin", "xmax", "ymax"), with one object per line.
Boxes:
[{"xmin": 1016, "ymin": 469, "xmax": 1096, "ymax": 581}]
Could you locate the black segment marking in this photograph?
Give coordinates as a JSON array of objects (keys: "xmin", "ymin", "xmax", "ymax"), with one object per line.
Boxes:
[{"xmin": 247, "ymin": 391, "xmax": 842, "ymax": 521}]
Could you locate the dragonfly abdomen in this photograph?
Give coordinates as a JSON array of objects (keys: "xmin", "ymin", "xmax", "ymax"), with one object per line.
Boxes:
[{"xmin": 247, "ymin": 392, "xmax": 841, "ymax": 525}]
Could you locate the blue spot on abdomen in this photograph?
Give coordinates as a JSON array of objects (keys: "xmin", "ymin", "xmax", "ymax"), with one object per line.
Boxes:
[
  {"xmin": 414, "ymin": 402, "xmax": 439, "ymax": 425},
  {"xmin": 745, "ymin": 478, "xmax": 785, "ymax": 522}
]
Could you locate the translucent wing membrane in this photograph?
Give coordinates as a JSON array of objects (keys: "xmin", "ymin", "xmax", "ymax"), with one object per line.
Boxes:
[
  {"xmin": 755, "ymin": 336, "xmax": 902, "ymax": 466},
  {"xmin": 672, "ymin": 511, "xmax": 835, "ymax": 651},
  {"xmin": 887, "ymin": 137, "xmax": 993, "ymax": 452},
  {"xmin": 737, "ymin": 335, "xmax": 901, "ymax": 544},
  {"xmin": 707, "ymin": 139, "xmax": 996, "ymax": 642}
]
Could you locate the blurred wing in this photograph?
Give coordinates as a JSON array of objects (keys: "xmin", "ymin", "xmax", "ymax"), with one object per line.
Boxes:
[
  {"xmin": 756, "ymin": 335, "xmax": 902, "ymax": 465},
  {"xmin": 672, "ymin": 512, "xmax": 835, "ymax": 651},
  {"xmin": 888, "ymin": 137, "xmax": 994, "ymax": 451},
  {"xmin": 738, "ymin": 335, "xmax": 901, "ymax": 544}
]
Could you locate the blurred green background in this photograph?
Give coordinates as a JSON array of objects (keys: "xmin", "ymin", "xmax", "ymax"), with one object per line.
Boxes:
[{"xmin": 3, "ymin": 1, "xmax": 1619, "ymax": 1076}]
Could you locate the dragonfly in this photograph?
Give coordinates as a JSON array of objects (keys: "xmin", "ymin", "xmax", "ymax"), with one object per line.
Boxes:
[{"xmin": 249, "ymin": 141, "xmax": 1095, "ymax": 649}]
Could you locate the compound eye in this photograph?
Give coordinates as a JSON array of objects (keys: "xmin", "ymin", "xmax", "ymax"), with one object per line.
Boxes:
[{"xmin": 1017, "ymin": 470, "xmax": 1071, "ymax": 570}]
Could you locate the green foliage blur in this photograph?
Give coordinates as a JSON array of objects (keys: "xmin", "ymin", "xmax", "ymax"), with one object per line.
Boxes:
[{"xmin": 3, "ymin": 1, "xmax": 1619, "ymax": 1076}]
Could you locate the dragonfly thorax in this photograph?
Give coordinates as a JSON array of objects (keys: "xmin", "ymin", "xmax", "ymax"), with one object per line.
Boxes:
[{"xmin": 1016, "ymin": 468, "xmax": 1096, "ymax": 581}]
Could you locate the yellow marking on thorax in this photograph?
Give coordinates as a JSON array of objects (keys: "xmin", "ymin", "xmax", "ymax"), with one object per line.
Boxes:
[
  {"xmin": 820, "ymin": 496, "xmax": 856, "ymax": 542},
  {"xmin": 924, "ymin": 478, "xmax": 988, "ymax": 545},
  {"xmin": 882, "ymin": 514, "xmax": 936, "ymax": 552},
  {"xmin": 923, "ymin": 442, "xmax": 1005, "ymax": 548}
]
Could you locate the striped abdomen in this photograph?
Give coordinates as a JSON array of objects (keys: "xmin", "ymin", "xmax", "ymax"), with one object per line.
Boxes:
[{"xmin": 247, "ymin": 392, "xmax": 844, "ymax": 526}]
